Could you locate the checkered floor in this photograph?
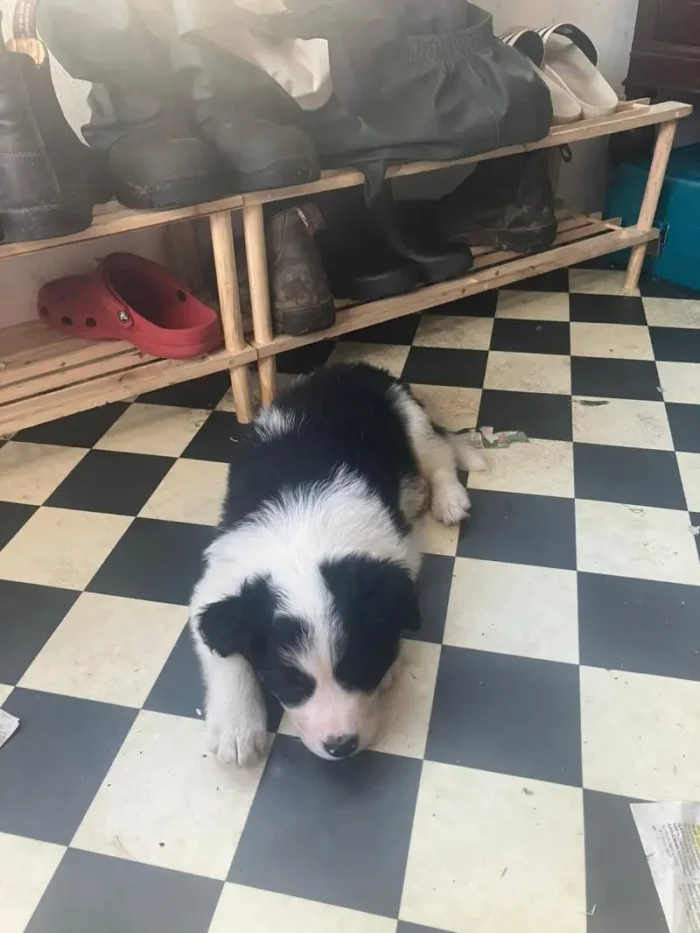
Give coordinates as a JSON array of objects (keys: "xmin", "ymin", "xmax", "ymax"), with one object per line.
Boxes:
[{"xmin": 1, "ymin": 263, "xmax": 700, "ymax": 933}]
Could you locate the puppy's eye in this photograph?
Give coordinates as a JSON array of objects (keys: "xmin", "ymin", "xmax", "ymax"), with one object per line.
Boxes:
[{"xmin": 260, "ymin": 665, "xmax": 315, "ymax": 707}]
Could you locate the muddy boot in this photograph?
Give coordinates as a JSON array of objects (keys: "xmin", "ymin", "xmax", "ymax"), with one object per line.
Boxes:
[
  {"xmin": 268, "ymin": 203, "xmax": 335, "ymax": 336},
  {"xmin": 437, "ymin": 150, "xmax": 557, "ymax": 254},
  {"xmin": 0, "ymin": 28, "xmax": 97, "ymax": 240}
]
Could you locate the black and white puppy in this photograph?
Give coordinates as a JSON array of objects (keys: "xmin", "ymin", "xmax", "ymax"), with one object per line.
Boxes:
[{"xmin": 190, "ymin": 363, "xmax": 482, "ymax": 765}]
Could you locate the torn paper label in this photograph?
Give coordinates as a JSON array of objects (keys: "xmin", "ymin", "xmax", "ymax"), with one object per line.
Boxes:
[
  {"xmin": 631, "ymin": 801, "xmax": 700, "ymax": 933},
  {"xmin": 0, "ymin": 709, "xmax": 19, "ymax": 749}
]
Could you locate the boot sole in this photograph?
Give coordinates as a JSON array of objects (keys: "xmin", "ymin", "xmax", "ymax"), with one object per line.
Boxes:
[
  {"xmin": 274, "ymin": 299, "xmax": 336, "ymax": 336},
  {"xmin": 1, "ymin": 201, "xmax": 94, "ymax": 243},
  {"xmin": 238, "ymin": 158, "xmax": 320, "ymax": 193},
  {"xmin": 112, "ymin": 175, "xmax": 232, "ymax": 210}
]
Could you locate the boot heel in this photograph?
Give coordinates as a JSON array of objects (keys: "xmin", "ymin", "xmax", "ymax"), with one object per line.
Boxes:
[{"xmin": 1, "ymin": 200, "xmax": 93, "ymax": 243}]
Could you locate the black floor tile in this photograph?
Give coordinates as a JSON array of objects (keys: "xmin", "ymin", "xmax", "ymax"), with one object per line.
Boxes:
[
  {"xmin": 573, "ymin": 443, "xmax": 687, "ymax": 510},
  {"xmin": 229, "ymin": 734, "xmax": 422, "ymax": 917},
  {"xmin": 569, "ymin": 293, "xmax": 647, "ymax": 325},
  {"xmin": 639, "ymin": 277, "xmax": 700, "ymax": 299},
  {"xmin": 144, "ymin": 627, "xmax": 283, "ymax": 731},
  {"xmin": 86, "ymin": 517, "xmax": 215, "ymax": 605},
  {"xmin": 584, "ymin": 790, "xmax": 666, "ymax": 933},
  {"xmin": 0, "ymin": 689, "xmax": 136, "ymax": 844},
  {"xmin": 478, "ymin": 389, "xmax": 572, "ymax": 441},
  {"xmin": 571, "ymin": 357, "xmax": 660, "ymax": 401},
  {"xmin": 503, "ymin": 269, "xmax": 569, "ymax": 292},
  {"xmin": 412, "ymin": 554, "xmax": 454, "ymax": 644},
  {"xmin": 182, "ymin": 411, "xmax": 254, "ymax": 463},
  {"xmin": 649, "ymin": 326, "xmax": 700, "ymax": 363},
  {"xmin": 45, "ymin": 450, "xmax": 174, "ymax": 516},
  {"xmin": 0, "ymin": 580, "xmax": 79, "ymax": 683},
  {"xmin": 25, "ymin": 849, "xmax": 222, "ymax": 933},
  {"xmin": 490, "ymin": 318, "xmax": 570, "ymax": 355},
  {"xmin": 0, "ymin": 500, "xmax": 36, "ymax": 551},
  {"xmin": 457, "ymin": 490, "xmax": 576, "ymax": 570},
  {"xmin": 138, "ymin": 372, "xmax": 232, "ymax": 410},
  {"xmin": 341, "ymin": 315, "xmax": 421, "ymax": 345},
  {"xmin": 578, "ymin": 573, "xmax": 700, "ymax": 681},
  {"xmin": 666, "ymin": 402, "xmax": 700, "ymax": 453},
  {"xmin": 426, "ymin": 647, "xmax": 582, "ymax": 786},
  {"xmin": 401, "ymin": 347, "xmax": 488, "ymax": 388},
  {"xmin": 425, "ymin": 291, "xmax": 498, "ymax": 317},
  {"xmin": 13, "ymin": 403, "xmax": 129, "ymax": 448}
]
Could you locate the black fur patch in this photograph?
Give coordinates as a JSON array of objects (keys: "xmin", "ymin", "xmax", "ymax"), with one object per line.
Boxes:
[
  {"xmin": 323, "ymin": 554, "xmax": 420, "ymax": 693},
  {"xmin": 198, "ymin": 579, "xmax": 315, "ymax": 707},
  {"xmin": 220, "ymin": 363, "xmax": 419, "ymax": 534}
]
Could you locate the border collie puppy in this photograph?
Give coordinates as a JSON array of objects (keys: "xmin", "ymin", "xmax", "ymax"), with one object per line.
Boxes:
[{"xmin": 190, "ymin": 363, "xmax": 482, "ymax": 764}]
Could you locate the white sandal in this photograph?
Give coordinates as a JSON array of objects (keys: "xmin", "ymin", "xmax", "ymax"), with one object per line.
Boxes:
[
  {"xmin": 536, "ymin": 24, "xmax": 618, "ymax": 119},
  {"xmin": 499, "ymin": 28, "xmax": 582, "ymax": 126}
]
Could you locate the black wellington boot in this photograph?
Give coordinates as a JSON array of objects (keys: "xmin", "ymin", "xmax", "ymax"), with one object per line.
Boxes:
[
  {"xmin": 0, "ymin": 34, "xmax": 96, "ymax": 241},
  {"xmin": 436, "ymin": 150, "xmax": 558, "ymax": 254},
  {"xmin": 268, "ymin": 203, "xmax": 335, "ymax": 336}
]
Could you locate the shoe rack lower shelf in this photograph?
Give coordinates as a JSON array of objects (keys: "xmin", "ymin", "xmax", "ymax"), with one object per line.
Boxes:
[
  {"xmin": 0, "ymin": 326, "xmax": 256, "ymax": 435},
  {"xmin": 255, "ymin": 214, "xmax": 658, "ymax": 358}
]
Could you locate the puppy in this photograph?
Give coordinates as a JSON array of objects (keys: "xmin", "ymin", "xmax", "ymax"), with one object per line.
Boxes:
[{"xmin": 190, "ymin": 363, "xmax": 482, "ymax": 764}]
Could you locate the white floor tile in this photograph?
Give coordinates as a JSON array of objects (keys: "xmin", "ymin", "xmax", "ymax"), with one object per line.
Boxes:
[
  {"xmin": 409, "ymin": 383, "xmax": 481, "ymax": 431},
  {"xmin": 570, "ymin": 322, "xmax": 654, "ymax": 361},
  {"xmin": 400, "ymin": 762, "xmax": 586, "ymax": 933},
  {"xmin": 329, "ymin": 342, "xmax": 410, "ymax": 378},
  {"xmin": 19, "ymin": 593, "xmax": 187, "ymax": 706},
  {"xmin": 0, "ymin": 507, "xmax": 132, "ymax": 590},
  {"xmin": 0, "ymin": 442, "xmax": 87, "ymax": 505},
  {"xmin": 0, "ymin": 832, "xmax": 65, "ymax": 933},
  {"xmin": 677, "ymin": 452, "xmax": 700, "ymax": 512},
  {"xmin": 643, "ymin": 297, "xmax": 700, "ymax": 328},
  {"xmin": 575, "ymin": 499, "xmax": 700, "ymax": 586},
  {"xmin": 140, "ymin": 458, "xmax": 228, "ymax": 526},
  {"xmin": 94, "ymin": 403, "xmax": 210, "ymax": 457},
  {"xmin": 72, "ymin": 710, "xmax": 267, "ymax": 879},
  {"xmin": 467, "ymin": 438, "xmax": 574, "ymax": 498},
  {"xmin": 581, "ymin": 666, "xmax": 700, "ymax": 800},
  {"xmin": 0, "ymin": 684, "xmax": 13, "ymax": 705},
  {"xmin": 657, "ymin": 362, "xmax": 700, "ymax": 404},
  {"xmin": 484, "ymin": 351, "xmax": 571, "ymax": 395},
  {"xmin": 572, "ymin": 397, "xmax": 673, "ymax": 450},
  {"xmin": 569, "ymin": 268, "xmax": 638, "ymax": 296},
  {"xmin": 413, "ymin": 315, "xmax": 493, "ymax": 350},
  {"xmin": 413, "ymin": 512, "xmax": 459, "ymax": 556},
  {"xmin": 210, "ymin": 884, "xmax": 395, "ymax": 933},
  {"xmin": 444, "ymin": 558, "xmax": 579, "ymax": 663},
  {"xmin": 496, "ymin": 290, "xmax": 570, "ymax": 321}
]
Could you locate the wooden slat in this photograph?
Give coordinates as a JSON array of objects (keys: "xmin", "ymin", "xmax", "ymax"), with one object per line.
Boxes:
[
  {"xmin": 0, "ymin": 344, "xmax": 256, "ymax": 435},
  {"xmin": 256, "ymin": 223, "xmax": 657, "ymax": 357}
]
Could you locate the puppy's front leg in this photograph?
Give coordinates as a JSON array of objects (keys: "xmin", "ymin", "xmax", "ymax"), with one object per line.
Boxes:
[{"xmin": 201, "ymin": 651, "xmax": 268, "ymax": 766}]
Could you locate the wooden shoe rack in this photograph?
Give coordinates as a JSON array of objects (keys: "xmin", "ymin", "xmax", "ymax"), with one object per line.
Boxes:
[{"xmin": 0, "ymin": 99, "xmax": 691, "ymax": 434}]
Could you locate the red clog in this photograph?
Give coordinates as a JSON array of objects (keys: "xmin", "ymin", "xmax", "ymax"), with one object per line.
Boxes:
[{"xmin": 38, "ymin": 252, "xmax": 223, "ymax": 359}]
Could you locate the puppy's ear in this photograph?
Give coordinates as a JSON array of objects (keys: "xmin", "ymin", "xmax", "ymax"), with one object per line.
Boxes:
[
  {"xmin": 196, "ymin": 576, "xmax": 276, "ymax": 659},
  {"xmin": 322, "ymin": 555, "xmax": 421, "ymax": 635}
]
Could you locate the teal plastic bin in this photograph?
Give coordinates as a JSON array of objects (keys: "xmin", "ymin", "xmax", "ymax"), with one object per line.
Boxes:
[{"xmin": 604, "ymin": 142, "xmax": 700, "ymax": 291}]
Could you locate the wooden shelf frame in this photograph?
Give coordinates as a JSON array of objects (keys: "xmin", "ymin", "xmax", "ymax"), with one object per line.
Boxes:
[
  {"xmin": 0, "ymin": 98, "xmax": 692, "ymax": 434},
  {"xmin": 244, "ymin": 99, "xmax": 691, "ymax": 408}
]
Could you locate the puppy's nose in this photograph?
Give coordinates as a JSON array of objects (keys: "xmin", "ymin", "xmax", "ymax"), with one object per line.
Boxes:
[{"xmin": 324, "ymin": 734, "xmax": 359, "ymax": 759}]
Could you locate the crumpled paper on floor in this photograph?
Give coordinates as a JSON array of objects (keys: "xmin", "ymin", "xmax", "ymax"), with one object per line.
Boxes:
[
  {"xmin": 457, "ymin": 426, "xmax": 529, "ymax": 449},
  {"xmin": 0, "ymin": 709, "xmax": 19, "ymax": 749},
  {"xmin": 631, "ymin": 800, "xmax": 700, "ymax": 933}
]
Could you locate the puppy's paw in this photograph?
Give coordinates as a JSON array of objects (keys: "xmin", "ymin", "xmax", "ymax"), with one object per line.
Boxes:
[
  {"xmin": 206, "ymin": 710, "xmax": 268, "ymax": 767},
  {"xmin": 431, "ymin": 481, "xmax": 471, "ymax": 525}
]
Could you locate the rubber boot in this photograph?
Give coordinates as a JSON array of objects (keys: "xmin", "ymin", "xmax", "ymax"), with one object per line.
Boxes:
[
  {"xmin": 268, "ymin": 203, "xmax": 335, "ymax": 336},
  {"xmin": 0, "ymin": 32, "xmax": 96, "ymax": 241},
  {"xmin": 436, "ymin": 150, "xmax": 558, "ymax": 254}
]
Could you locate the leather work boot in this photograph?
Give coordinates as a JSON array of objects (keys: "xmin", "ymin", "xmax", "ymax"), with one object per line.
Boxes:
[
  {"xmin": 268, "ymin": 203, "xmax": 335, "ymax": 336},
  {"xmin": 436, "ymin": 150, "xmax": 557, "ymax": 254},
  {"xmin": 0, "ymin": 28, "xmax": 103, "ymax": 241}
]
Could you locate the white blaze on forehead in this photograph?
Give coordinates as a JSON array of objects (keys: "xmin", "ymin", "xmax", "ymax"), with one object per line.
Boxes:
[{"xmin": 191, "ymin": 466, "xmax": 417, "ymax": 621}]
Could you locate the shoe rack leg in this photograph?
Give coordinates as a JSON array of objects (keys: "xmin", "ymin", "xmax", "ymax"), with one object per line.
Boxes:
[
  {"xmin": 209, "ymin": 210, "xmax": 254, "ymax": 423},
  {"xmin": 624, "ymin": 119, "xmax": 678, "ymax": 293},
  {"xmin": 242, "ymin": 201, "xmax": 277, "ymax": 406}
]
